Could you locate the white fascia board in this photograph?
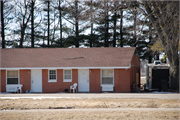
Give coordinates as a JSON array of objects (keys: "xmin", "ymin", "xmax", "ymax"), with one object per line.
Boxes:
[{"xmin": 0, "ymin": 66, "xmax": 131, "ymax": 70}]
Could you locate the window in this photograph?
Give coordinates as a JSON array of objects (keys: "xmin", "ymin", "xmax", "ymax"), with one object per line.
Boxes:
[
  {"xmin": 49, "ymin": 70, "xmax": 57, "ymax": 82},
  {"xmin": 7, "ymin": 70, "xmax": 19, "ymax": 84},
  {"xmin": 101, "ymin": 69, "xmax": 114, "ymax": 85},
  {"xmin": 64, "ymin": 69, "xmax": 72, "ymax": 82}
]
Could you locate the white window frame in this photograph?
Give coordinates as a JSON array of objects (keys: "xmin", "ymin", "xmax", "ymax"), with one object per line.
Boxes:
[
  {"xmin": 6, "ymin": 70, "xmax": 19, "ymax": 85},
  {"xmin": 48, "ymin": 69, "xmax": 57, "ymax": 82},
  {"xmin": 101, "ymin": 69, "xmax": 114, "ymax": 85},
  {"xmin": 63, "ymin": 69, "xmax": 72, "ymax": 82}
]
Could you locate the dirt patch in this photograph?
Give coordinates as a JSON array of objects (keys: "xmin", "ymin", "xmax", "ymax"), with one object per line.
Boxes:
[
  {"xmin": 1, "ymin": 108, "xmax": 180, "ymax": 120},
  {"xmin": 0, "ymin": 98, "xmax": 179, "ymax": 110}
]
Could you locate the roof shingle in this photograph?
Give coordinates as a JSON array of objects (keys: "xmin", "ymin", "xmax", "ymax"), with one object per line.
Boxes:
[{"xmin": 0, "ymin": 47, "xmax": 136, "ymax": 68}]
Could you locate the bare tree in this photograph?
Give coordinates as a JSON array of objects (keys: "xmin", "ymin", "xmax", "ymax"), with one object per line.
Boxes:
[
  {"xmin": 14, "ymin": 0, "xmax": 31, "ymax": 48},
  {"xmin": 141, "ymin": 1, "xmax": 179, "ymax": 89},
  {"xmin": 62, "ymin": 0, "xmax": 88, "ymax": 47}
]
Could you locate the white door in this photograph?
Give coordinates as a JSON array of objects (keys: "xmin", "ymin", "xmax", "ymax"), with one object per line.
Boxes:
[
  {"xmin": 78, "ymin": 69, "xmax": 89, "ymax": 92},
  {"xmin": 31, "ymin": 69, "xmax": 42, "ymax": 92}
]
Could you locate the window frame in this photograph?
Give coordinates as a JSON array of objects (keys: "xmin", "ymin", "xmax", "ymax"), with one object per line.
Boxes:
[
  {"xmin": 63, "ymin": 69, "xmax": 72, "ymax": 82},
  {"xmin": 101, "ymin": 69, "xmax": 114, "ymax": 85},
  {"xmin": 48, "ymin": 69, "xmax": 57, "ymax": 82},
  {"xmin": 6, "ymin": 70, "xmax": 19, "ymax": 85}
]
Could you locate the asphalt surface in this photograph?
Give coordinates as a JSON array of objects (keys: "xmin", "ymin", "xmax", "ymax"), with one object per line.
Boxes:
[{"xmin": 0, "ymin": 93, "xmax": 179, "ymax": 99}]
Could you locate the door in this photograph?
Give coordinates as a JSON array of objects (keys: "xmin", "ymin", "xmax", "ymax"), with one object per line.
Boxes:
[
  {"xmin": 31, "ymin": 69, "xmax": 42, "ymax": 92},
  {"xmin": 152, "ymin": 69, "xmax": 169, "ymax": 89},
  {"xmin": 78, "ymin": 69, "xmax": 89, "ymax": 92}
]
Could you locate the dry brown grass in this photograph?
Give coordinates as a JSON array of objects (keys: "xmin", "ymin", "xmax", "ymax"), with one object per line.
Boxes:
[
  {"xmin": 1, "ymin": 108, "xmax": 180, "ymax": 120},
  {"xmin": 0, "ymin": 98, "xmax": 179, "ymax": 110},
  {"xmin": 1, "ymin": 98, "xmax": 180, "ymax": 120}
]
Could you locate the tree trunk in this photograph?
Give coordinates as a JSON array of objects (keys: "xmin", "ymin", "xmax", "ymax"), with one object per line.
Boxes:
[
  {"xmin": 104, "ymin": 0, "xmax": 109, "ymax": 47},
  {"xmin": 120, "ymin": 10, "xmax": 123, "ymax": 47},
  {"xmin": 31, "ymin": 0, "xmax": 34, "ymax": 48},
  {"xmin": 1, "ymin": 0, "xmax": 5, "ymax": 48},
  {"xmin": 167, "ymin": 51, "xmax": 179, "ymax": 89},
  {"xmin": 90, "ymin": 0, "xmax": 93, "ymax": 47},
  {"xmin": 133, "ymin": 10, "xmax": 137, "ymax": 47},
  {"xmin": 156, "ymin": 53, "xmax": 159, "ymax": 60},
  {"xmin": 43, "ymin": 29, "xmax": 45, "ymax": 46},
  {"xmin": 20, "ymin": 26, "xmax": 25, "ymax": 48},
  {"xmin": 47, "ymin": 0, "xmax": 50, "ymax": 47},
  {"xmin": 113, "ymin": 2, "xmax": 116, "ymax": 47},
  {"xmin": 148, "ymin": 56, "xmax": 152, "ymax": 63},
  {"xmin": 75, "ymin": 0, "xmax": 79, "ymax": 48},
  {"xmin": 59, "ymin": 0, "xmax": 62, "ymax": 47},
  {"xmin": 148, "ymin": 24, "xmax": 152, "ymax": 63},
  {"xmin": 170, "ymin": 62, "xmax": 179, "ymax": 90}
]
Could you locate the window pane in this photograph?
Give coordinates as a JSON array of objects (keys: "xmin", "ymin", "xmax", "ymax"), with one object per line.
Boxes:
[
  {"xmin": 49, "ymin": 75, "xmax": 56, "ymax": 79},
  {"xmin": 102, "ymin": 77, "xmax": 113, "ymax": 84},
  {"xmin": 49, "ymin": 70, "xmax": 56, "ymax": 74},
  {"xmin": 65, "ymin": 75, "xmax": 71, "ymax": 79},
  {"xmin": 102, "ymin": 69, "xmax": 113, "ymax": 77},
  {"xmin": 53, "ymin": 75, "xmax": 55, "ymax": 79},
  {"xmin": 7, "ymin": 78, "xmax": 18, "ymax": 84},
  {"xmin": 49, "ymin": 75, "xmax": 52, "ymax": 79},
  {"xmin": 14, "ymin": 71, "xmax": 18, "ymax": 77},
  {"xmin": 7, "ymin": 71, "xmax": 18, "ymax": 77},
  {"xmin": 7, "ymin": 71, "xmax": 10, "ymax": 77},
  {"xmin": 49, "ymin": 70, "xmax": 56, "ymax": 80},
  {"xmin": 65, "ymin": 70, "xmax": 71, "ymax": 74}
]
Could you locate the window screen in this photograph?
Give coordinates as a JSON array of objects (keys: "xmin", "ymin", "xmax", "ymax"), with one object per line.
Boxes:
[
  {"xmin": 64, "ymin": 70, "xmax": 71, "ymax": 79},
  {"xmin": 102, "ymin": 69, "xmax": 113, "ymax": 84}
]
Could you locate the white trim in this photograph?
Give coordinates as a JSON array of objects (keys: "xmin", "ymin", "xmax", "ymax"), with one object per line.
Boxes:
[
  {"xmin": 63, "ymin": 69, "xmax": 72, "ymax": 82},
  {"xmin": 101, "ymin": 84, "xmax": 114, "ymax": 91},
  {"xmin": 0, "ymin": 66, "xmax": 131, "ymax": 70},
  {"xmin": 6, "ymin": 70, "xmax": 19, "ymax": 85},
  {"xmin": 48, "ymin": 69, "xmax": 57, "ymax": 82}
]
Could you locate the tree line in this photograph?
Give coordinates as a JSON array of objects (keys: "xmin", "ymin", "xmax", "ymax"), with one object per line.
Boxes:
[
  {"xmin": 1, "ymin": 0, "xmax": 153, "ymax": 59},
  {"xmin": 1, "ymin": 0, "xmax": 179, "ymax": 89}
]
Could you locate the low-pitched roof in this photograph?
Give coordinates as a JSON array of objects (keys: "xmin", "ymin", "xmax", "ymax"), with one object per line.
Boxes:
[{"xmin": 0, "ymin": 47, "xmax": 136, "ymax": 69}]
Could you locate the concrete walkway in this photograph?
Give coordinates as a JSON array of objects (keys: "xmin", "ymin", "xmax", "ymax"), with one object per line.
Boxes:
[{"xmin": 0, "ymin": 93, "xmax": 179, "ymax": 99}]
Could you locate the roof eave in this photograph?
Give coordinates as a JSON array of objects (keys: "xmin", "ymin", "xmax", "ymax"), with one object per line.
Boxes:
[{"xmin": 0, "ymin": 66, "xmax": 131, "ymax": 70}]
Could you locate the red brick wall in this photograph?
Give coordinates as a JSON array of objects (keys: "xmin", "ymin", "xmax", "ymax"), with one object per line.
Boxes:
[
  {"xmin": 114, "ymin": 69, "xmax": 131, "ymax": 92},
  {"xmin": 20, "ymin": 70, "xmax": 31, "ymax": 93},
  {"xmin": 59, "ymin": 69, "xmax": 78, "ymax": 93},
  {"xmin": 89, "ymin": 69, "xmax": 131, "ymax": 93},
  {"xmin": 1, "ymin": 70, "xmax": 6, "ymax": 92},
  {"xmin": 1, "ymin": 67, "xmax": 139, "ymax": 93},
  {"xmin": 42, "ymin": 69, "xmax": 78, "ymax": 93},
  {"xmin": 130, "ymin": 55, "xmax": 140, "ymax": 86},
  {"xmin": 89, "ymin": 69, "xmax": 101, "ymax": 92}
]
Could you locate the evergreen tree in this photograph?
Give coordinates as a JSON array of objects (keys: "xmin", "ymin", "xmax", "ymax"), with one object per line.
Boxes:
[{"xmin": 1, "ymin": 0, "xmax": 14, "ymax": 48}]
